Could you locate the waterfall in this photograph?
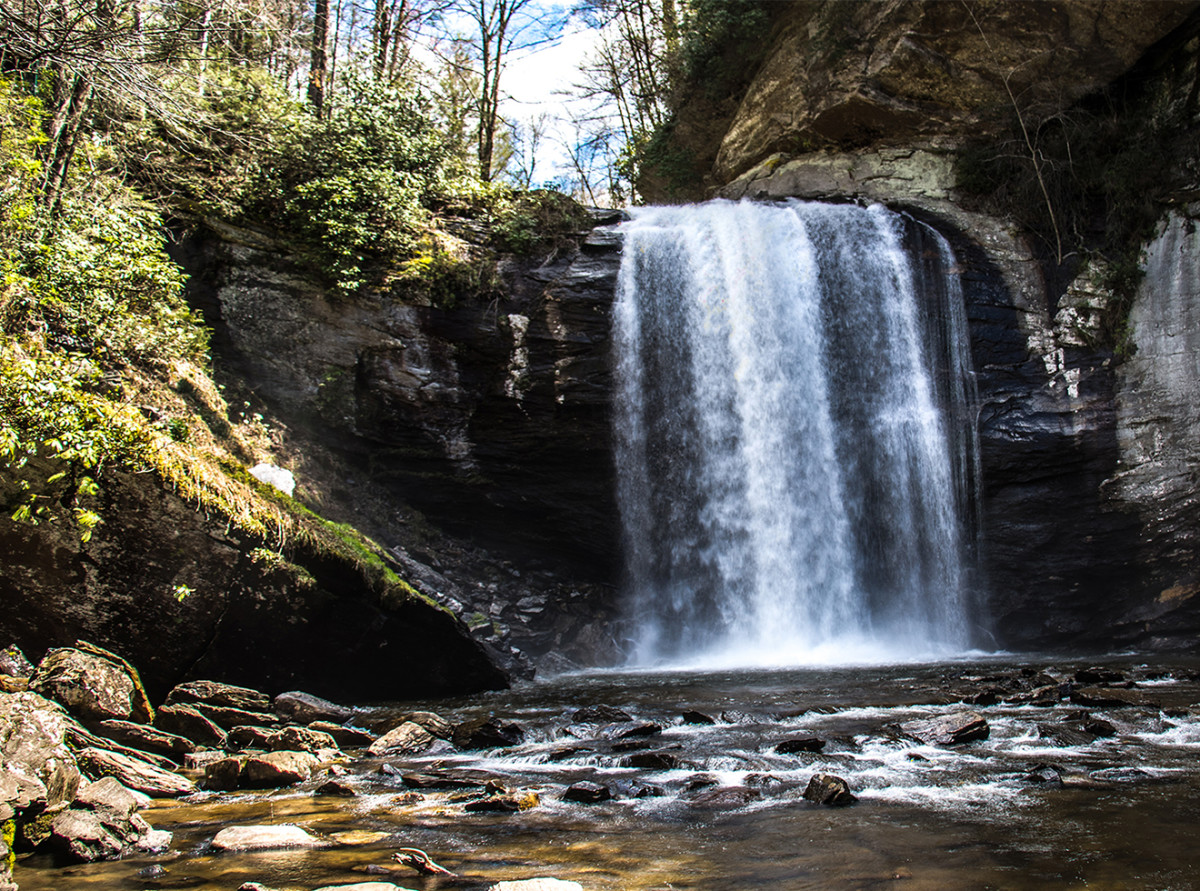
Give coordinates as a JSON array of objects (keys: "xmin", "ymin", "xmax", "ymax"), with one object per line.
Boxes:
[{"xmin": 613, "ymin": 199, "xmax": 981, "ymax": 666}]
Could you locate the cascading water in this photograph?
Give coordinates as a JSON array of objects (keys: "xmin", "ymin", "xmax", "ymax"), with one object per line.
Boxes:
[{"xmin": 613, "ymin": 199, "xmax": 981, "ymax": 666}]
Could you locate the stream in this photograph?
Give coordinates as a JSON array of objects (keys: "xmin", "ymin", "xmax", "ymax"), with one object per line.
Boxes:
[{"xmin": 14, "ymin": 654, "xmax": 1200, "ymax": 891}]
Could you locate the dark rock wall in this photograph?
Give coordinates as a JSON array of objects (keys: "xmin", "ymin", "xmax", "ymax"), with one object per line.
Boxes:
[{"xmin": 176, "ymin": 222, "xmax": 623, "ymax": 578}]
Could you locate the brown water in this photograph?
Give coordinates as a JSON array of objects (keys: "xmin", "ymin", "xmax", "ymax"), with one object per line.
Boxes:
[{"xmin": 14, "ymin": 655, "xmax": 1200, "ymax": 890}]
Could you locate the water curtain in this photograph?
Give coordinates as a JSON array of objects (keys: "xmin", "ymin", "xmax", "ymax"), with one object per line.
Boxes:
[{"xmin": 613, "ymin": 200, "xmax": 981, "ymax": 666}]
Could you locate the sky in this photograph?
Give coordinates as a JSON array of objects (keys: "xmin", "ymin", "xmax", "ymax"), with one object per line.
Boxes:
[{"xmin": 431, "ymin": 1, "xmax": 615, "ymax": 195}]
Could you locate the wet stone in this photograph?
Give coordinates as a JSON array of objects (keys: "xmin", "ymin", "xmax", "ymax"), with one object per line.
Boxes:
[
  {"xmin": 315, "ymin": 777, "xmax": 357, "ymax": 797},
  {"xmin": 452, "ymin": 716, "xmax": 525, "ymax": 749},
  {"xmin": 899, "ymin": 711, "xmax": 989, "ymax": 746},
  {"xmin": 1084, "ymin": 718, "xmax": 1118, "ymax": 737},
  {"xmin": 621, "ymin": 750, "xmax": 681, "ymax": 770},
  {"xmin": 681, "ymin": 710, "xmax": 717, "ymax": 725},
  {"xmin": 1024, "ymin": 764, "xmax": 1064, "ymax": 785},
  {"xmin": 571, "ymin": 705, "xmax": 633, "ymax": 724},
  {"xmin": 464, "ymin": 789, "xmax": 540, "ymax": 812},
  {"xmin": 562, "ymin": 781, "xmax": 612, "ymax": 804},
  {"xmin": 368, "ymin": 722, "xmax": 435, "ymax": 757},
  {"xmin": 611, "ymin": 721, "xmax": 662, "ymax": 740},
  {"xmin": 803, "ymin": 773, "xmax": 857, "ymax": 807},
  {"xmin": 210, "ymin": 824, "xmax": 322, "ymax": 851}
]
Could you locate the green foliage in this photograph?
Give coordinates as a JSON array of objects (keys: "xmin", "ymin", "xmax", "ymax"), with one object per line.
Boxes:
[
  {"xmin": 116, "ymin": 65, "xmax": 304, "ymax": 220},
  {"xmin": 486, "ymin": 190, "xmax": 592, "ymax": 254},
  {"xmin": 679, "ymin": 0, "xmax": 773, "ymax": 98},
  {"xmin": 247, "ymin": 73, "xmax": 448, "ymax": 295}
]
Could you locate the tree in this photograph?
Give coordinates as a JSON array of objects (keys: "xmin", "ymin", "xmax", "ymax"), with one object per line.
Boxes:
[
  {"xmin": 308, "ymin": 0, "xmax": 330, "ymax": 110},
  {"xmin": 449, "ymin": 0, "xmax": 535, "ymax": 182}
]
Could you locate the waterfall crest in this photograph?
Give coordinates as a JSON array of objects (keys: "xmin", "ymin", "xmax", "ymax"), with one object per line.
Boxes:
[{"xmin": 613, "ymin": 199, "xmax": 980, "ymax": 666}]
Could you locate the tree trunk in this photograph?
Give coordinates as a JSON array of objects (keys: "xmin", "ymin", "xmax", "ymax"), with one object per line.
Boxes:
[{"xmin": 308, "ymin": 0, "xmax": 329, "ymax": 112}]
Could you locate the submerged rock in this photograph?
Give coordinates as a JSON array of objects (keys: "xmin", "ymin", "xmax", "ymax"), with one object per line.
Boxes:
[
  {"xmin": 899, "ymin": 711, "xmax": 990, "ymax": 746},
  {"xmin": 803, "ymin": 773, "xmax": 857, "ymax": 807},
  {"xmin": 688, "ymin": 786, "xmax": 762, "ymax": 809},
  {"xmin": 571, "ymin": 705, "xmax": 632, "ymax": 724},
  {"xmin": 210, "ymin": 823, "xmax": 323, "ymax": 851},
  {"xmin": 491, "ymin": 881, "xmax": 584, "ymax": 891}
]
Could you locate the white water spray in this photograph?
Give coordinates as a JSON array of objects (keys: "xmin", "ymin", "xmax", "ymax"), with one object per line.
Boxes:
[{"xmin": 613, "ymin": 200, "xmax": 980, "ymax": 667}]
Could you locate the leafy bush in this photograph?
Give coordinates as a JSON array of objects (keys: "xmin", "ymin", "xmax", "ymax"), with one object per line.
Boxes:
[{"xmin": 248, "ymin": 73, "xmax": 448, "ymax": 294}]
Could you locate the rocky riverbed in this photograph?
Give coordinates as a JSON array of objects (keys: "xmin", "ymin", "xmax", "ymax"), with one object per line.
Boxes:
[{"xmin": 5, "ymin": 645, "xmax": 1200, "ymax": 890}]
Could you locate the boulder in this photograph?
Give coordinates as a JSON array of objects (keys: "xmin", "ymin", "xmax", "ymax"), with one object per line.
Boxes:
[
  {"xmin": 775, "ymin": 736, "xmax": 825, "ymax": 754},
  {"xmin": 241, "ymin": 751, "xmax": 319, "ymax": 788},
  {"xmin": 562, "ymin": 781, "xmax": 612, "ymax": 804},
  {"xmin": 1084, "ymin": 718, "xmax": 1118, "ymax": 738},
  {"xmin": 95, "ymin": 720, "xmax": 196, "ymax": 758},
  {"xmin": 226, "ymin": 725, "xmax": 276, "ymax": 751},
  {"xmin": 165, "ymin": 679, "xmax": 271, "ymax": 713},
  {"xmin": 203, "ymin": 756, "xmax": 246, "ymax": 791},
  {"xmin": 273, "ymin": 691, "xmax": 355, "ymax": 724},
  {"xmin": 0, "ymin": 646, "xmax": 33, "ymax": 678},
  {"xmin": 315, "ymin": 777, "xmax": 357, "ymax": 797},
  {"xmin": 899, "ymin": 711, "xmax": 990, "ymax": 746},
  {"xmin": 266, "ymin": 725, "xmax": 338, "ymax": 754},
  {"xmin": 680, "ymin": 710, "xmax": 716, "ymax": 725},
  {"xmin": 368, "ymin": 722, "xmax": 435, "ymax": 757},
  {"xmin": 396, "ymin": 711, "xmax": 453, "ymax": 739},
  {"xmin": 155, "ymin": 703, "xmax": 227, "ymax": 747},
  {"xmin": 312, "ymin": 884, "xmax": 413, "ymax": 891},
  {"xmin": 1071, "ymin": 687, "xmax": 1153, "ymax": 708},
  {"xmin": 803, "ymin": 773, "xmax": 857, "ymax": 807},
  {"xmin": 308, "ymin": 721, "xmax": 374, "ymax": 747},
  {"xmin": 452, "ymin": 716, "xmax": 525, "ymax": 749},
  {"xmin": 401, "ymin": 771, "xmax": 484, "ymax": 791},
  {"xmin": 30, "ymin": 646, "xmax": 151, "ymax": 724},
  {"xmin": 0, "ymin": 691, "xmax": 81, "ymax": 811},
  {"xmin": 48, "ymin": 776, "xmax": 171, "ymax": 863},
  {"xmin": 75, "ymin": 747, "xmax": 195, "ymax": 797},
  {"xmin": 210, "ymin": 823, "xmax": 323, "ymax": 851},
  {"xmin": 66, "ymin": 722, "xmax": 178, "ymax": 770}
]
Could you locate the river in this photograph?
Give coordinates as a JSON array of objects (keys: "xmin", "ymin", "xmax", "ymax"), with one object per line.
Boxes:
[{"xmin": 15, "ymin": 654, "xmax": 1200, "ymax": 890}]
